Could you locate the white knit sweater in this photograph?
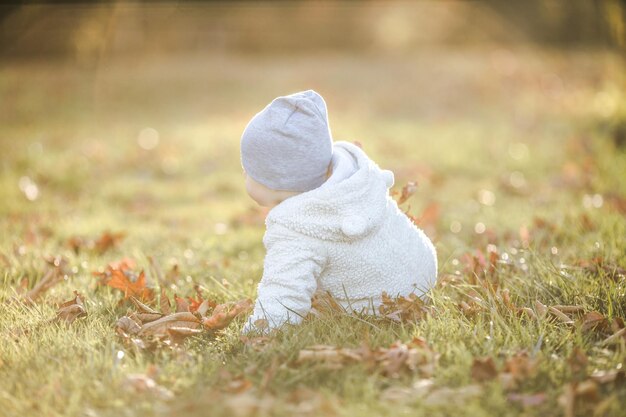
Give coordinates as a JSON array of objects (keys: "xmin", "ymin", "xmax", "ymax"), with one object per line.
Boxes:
[{"xmin": 243, "ymin": 141, "xmax": 437, "ymax": 332}]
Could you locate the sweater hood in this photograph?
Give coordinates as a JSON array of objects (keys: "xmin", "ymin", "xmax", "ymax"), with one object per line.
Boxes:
[{"xmin": 265, "ymin": 141, "xmax": 395, "ymax": 242}]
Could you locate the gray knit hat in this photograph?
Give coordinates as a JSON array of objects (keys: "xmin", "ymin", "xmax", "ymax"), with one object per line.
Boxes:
[{"xmin": 240, "ymin": 90, "xmax": 333, "ymax": 192}]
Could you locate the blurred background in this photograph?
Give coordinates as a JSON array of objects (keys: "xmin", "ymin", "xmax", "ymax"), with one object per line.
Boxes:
[{"xmin": 0, "ymin": 0, "xmax": 625, "ymax": 265}]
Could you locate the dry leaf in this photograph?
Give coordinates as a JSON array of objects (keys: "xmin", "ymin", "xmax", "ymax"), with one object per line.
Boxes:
[
  {"xmin": 548, "ymin": 306, "xmax": 574, "ymax": 324},
  {"xmin": 19, "ymin": 268, "xmax": 63, "ymax": 304},
  {"xmin": 579, "ymin": 311, "xmax": 609, "ymax": 333},
  {"xmin": 167, "ymin": 326, "xmax": 203, "ymax": 345},
  {"xmin": 379, "ymin": 292, "xmax": 430, "ymax": 323},
  {"xmin": 552, "ymin": 305, "xmax": 585, "ymax": 314},
  {"xmin": 174, "ymin": 295, "xmax": 190, "ymax": 313},
  {"xmin": 590, "ymin": 369, "xmax": 625, "ymax": 385},
  {"xmin": 55, "ymin": 291, "xmax": 87, "ymax": 324},
  {"xmin": 203, "ymin": 299, "xmax": 253, "ymax": 331},
  {"xmin": 123, "ymin": 373, "xmax": 174, "ymax": 400},
  {"xmin": 535, "ymin": 301, "xmax": 548, "ymax": 319},
  {"xmin": 575, "ymin": 379, "xmax": 600, "ymax": 402},
  {"xmin": 160, "ymin": 289, "xmax": 171, "ymax": 315},
  {"xmin": 94, "ymin": 231, "xmax": 125, "ymax": 254},
  {"xmin": 138, "ymin": 312, "xmax": 201, "ymax": 338},
  {"xmin": 395, "ymin": 182, "xmax": 418, "ymax": 205},
  {"xmin": 471, "ymin": 357, "xmax": 498, "ymax": 382},
  {"xmin": 116, "ymin": 316, "xmax": 141, "ymax": 336},
  {"xmin": 107, "ymin": 270, "xmax": 153, "ymax": 301},
  {"xmin": 601, "ymin": 328, "xmax": 626, "ymax": 346}
]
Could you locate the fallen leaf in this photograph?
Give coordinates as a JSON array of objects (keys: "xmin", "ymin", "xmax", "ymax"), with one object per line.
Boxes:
[
  {"xmin": 123, "ymin": 373, "xmax": 174, "ymax": 400},
  {"xmin": 116, "ymin": 316, "xmax": 141, "ymax": 336},
  {"xmin": 395, "ymin": 182, "xmax": 418, "ymax": 205},
  {"xmin": 55, "ymin": 291, "xmax": 87, "ymax": 324},
  {"xmin": 590, "ymin": 369, "xmax": 625, "ymax": 385},
  {"xmin": 202, "ymin": 299, "xmax": 253, "ymax": 331},
  {"xmin": 68, "ymin": 231, "xmax": 124, "ymax": 254},
  {"xmin": 167, "ymin": 326, "xmax": 203, "ymax": 345},
  {"xmin": 471, "ymin": 357, "xmax": 498, "ymax": 382},
  {"xmin": 416, "ymin": 202, "xmax": 440, "ymax": 229},
  {"xmin": 535, "ymin": 301, "xmax": 548, "ymax": 319},
  {"xmin": 174, "ymin": 295, "xmax": 190, "ymax": 313},
  {"xmin": 107, "ymin": 270, "xmax": 153, "ymax": 302},
  {"xmin": 18, "ymin": 266, "xmax": 64, "ymax": 304},
  {"xmin": 379, "ymin": 292, "xmax": 430, "ymax": 323},
  {"xmin": 552, "ymin": 305, "xmax": 585, "ymax": 314},
  {"xmin": 138, "ymin": 312, "xmax": 201, "ymax": 338},
  {"xmin": 548, "ymin": 306, "xmax": 574, "ymax": 324},
  {"xmin": 160, "ymin": 289, "xmax": 171, "ymax": 315},
  {"xmin": 94, "ymin": 231, "xmax": 125, "ymax": 254},
  {"xmin": 575, "ymin": 379, "xmax": 599, "ymax": 402},
  {"xmin": 579, "ymin": 311, "xmax": 609, "ymax": 333},
  {"xmin": 601, "ymin": 328, "xmax": 626, "ymax": 346}
]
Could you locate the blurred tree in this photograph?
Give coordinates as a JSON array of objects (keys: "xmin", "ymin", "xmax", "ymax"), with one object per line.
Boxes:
[{"xmin": 483, "ymin": 0, "xmax": 625, "ymax": 51}]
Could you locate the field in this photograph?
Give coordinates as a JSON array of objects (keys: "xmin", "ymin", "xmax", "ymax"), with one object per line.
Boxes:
[{"xmin": 1, "ymin": 46, "xmax": 625, "ymax": 416}]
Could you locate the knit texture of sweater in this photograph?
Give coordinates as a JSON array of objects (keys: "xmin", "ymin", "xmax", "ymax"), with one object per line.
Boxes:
[{"xmin": 243, "ymin": 141, "xmax": 438, "ymax": 332}]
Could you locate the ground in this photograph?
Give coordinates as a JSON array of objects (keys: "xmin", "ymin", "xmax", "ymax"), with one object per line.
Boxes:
[{"xmin": 0, "ymin": 47, "xmax": 625, "ymax": 417}]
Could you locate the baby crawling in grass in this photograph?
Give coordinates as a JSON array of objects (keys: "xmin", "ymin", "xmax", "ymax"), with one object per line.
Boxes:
[{"xmin": 240, "ymin": 90, "xmax": 437, "ymax": 333}]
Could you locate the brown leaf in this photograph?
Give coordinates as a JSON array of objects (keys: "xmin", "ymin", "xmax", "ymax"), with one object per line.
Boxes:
[
  {"xmin": 202, "ymin": 299, "xmax": 253, "ymax": 331},
  {"xmin": 55, "ymin": 291, "xmax": 87, "ymax": 324},
  {"xmin": 123, "ymin": 373, "xmax": 174, "ymax": 400},
  {"xmin": 575, "ymin": 379, "xmax": 600, "ymax": 402},
  {"xmin": 131, "ymin": 296, "xmax": 159, "ymax": 314},
  {"xmin": 548, "ymin": 306, "xmax": 574, "ymax": 324},
  {"xmin": 534, "ymin": 301, "xmax": 548, "ymax": 319},
  {"xmin": 395, "ymin": 182, "xmax": 418, "ymax": 205},
  {"xmin": 133, "ymin": 312, "xmax": 164, "ymax": 324},
  {"xmin": 579, "ymin": 311, "xmax": 609, "ymax": 333},
  {"xmin": 552, "ymin": 305, "xmax": 585, "ymax": 314},
  {"xmin": 167, "ymin": 326, "xmax": 203, "ymax": 345},
  {"xmin": 601, "ymin": 328, "xmax": 626, "ymax": 346},
  {"xmin": 19, "ymin": 268, "xmax": 63, "ymax": 304},
  {"xmin": 174, "ymin": 295, "xmax": 190, "ymax": 313},
  {"xmin": 116, "ymin": 316, "xmax": 142, "ymax": 336},
  {"xmin": 94, "ymin": 231, "xmax": 125, "ymax": 254},
  {"xmin": 160, "ymin": 289, "xmax": 171, "ymax": 315},
  {"xmin": 296, "ymin": 338, "xmax": 437, "ymax": 377},
  {"xmin": 504, "ymin": 351, "xmax": 538, "ymax": 382},
  {"xmin": 471, "ymin": 357, "xmax": 498, "ymax": 382},
  {"xmin": 416, "ymin": 202, "xmax": 440, "ymax": 229},
  {"xmin": 590, "ymin": 369, "xmax": 625, "ymax": 385},
  {"xmin": 107, "ymin": 270, "xmax": 153, "ymax": 301},
  {"xmin": 310, "ymin": 291, "xmax": 345, "ymax": 317},
  {"xmin": 138, "ymin": 312, "xmax": 201, "ymax": 338},
  {"xmin": 379, "ymin": 292, "xmax": 430, "ymax": 323}
]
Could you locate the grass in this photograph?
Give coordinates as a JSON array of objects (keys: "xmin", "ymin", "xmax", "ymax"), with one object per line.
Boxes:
[{"xmin": 0, "ymin": 46, "xmax": 625, "ymax": 417}]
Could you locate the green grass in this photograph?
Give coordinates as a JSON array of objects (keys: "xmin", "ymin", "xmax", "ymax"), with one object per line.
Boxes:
[{"xmin": 1, "ymin": 47, "xmax": 625, "ymax": 417}]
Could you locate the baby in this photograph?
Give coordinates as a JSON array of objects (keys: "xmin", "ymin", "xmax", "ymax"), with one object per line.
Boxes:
[{"xmin": 240, "ymin": 90, "xmax": 437, "ymax": 333}]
